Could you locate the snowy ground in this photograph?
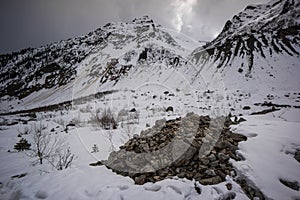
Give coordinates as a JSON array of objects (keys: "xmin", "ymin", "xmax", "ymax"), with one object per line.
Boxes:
[
  {"xmin": 0, "ymin": 23, "xmax": 299, "ymax": 199},
  {"xmin": 0, "ymin": 106, "xmax": 299, "ymax": 199}
]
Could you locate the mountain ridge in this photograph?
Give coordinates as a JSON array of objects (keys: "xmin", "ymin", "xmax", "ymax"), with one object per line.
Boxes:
[
  {"xmin": 0, "ymin": 0, "xmax": 299, "ymax": 113},
  {"xmin": 189, "ymin": 0, "xmax": 299, "ymax": 94}
]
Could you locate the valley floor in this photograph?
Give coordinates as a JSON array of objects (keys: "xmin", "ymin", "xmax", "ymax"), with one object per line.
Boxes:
[{"xmin": 0, "ymin": 108, "xmax": 299, "ymax": 200}]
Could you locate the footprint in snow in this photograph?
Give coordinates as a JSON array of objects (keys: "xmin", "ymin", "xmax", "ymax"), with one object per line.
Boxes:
[
  {"xmin": 166, "ymin": 185, "xmax": 182, "ymax": 195},
  {"xmin": 118, "ymin": 185, "xmax": 130, "ymax": 191},
  {"xmin": 240, "ymin": 164, "xmax": 253, "ymax": 172},
  {"xmin": 35, "ymin": 190, "xmax": 48, "ymax": 199},
  {"xmin": 143, "ymin": 184, "xmax": 162, "ymax": 192},
  {"xmin": 246, "ymin": 132, "xmax": 258, "ymax": 138}
]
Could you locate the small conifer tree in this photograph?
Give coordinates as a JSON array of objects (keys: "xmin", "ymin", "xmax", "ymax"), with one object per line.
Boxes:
[
  {"xmin": 14, "ymin": 138, "xmax": 31, "ymax": 151},
  {"xmin": 91, "ymin": 144, "xmax": 99, "ymax": 153}
]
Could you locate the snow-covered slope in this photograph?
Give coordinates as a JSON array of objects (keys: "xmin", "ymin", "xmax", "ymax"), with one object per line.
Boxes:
[
  {"xmin": 1, "ymin": 1, "xmax": 299, "ymax": 114},
  {"xmin": 190, "ymin": 0, "xmax": 300, "ymax": 93},
  {"xmin": 0, "ymin": 16, "xmax": 202, "ymax": 113}
]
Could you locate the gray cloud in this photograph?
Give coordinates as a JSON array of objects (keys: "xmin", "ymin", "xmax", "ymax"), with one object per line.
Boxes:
[
  {"xmin": 181, "ymin": 0, "xmax": 270, "ymax": 41},
  {"xmin": 0, "ymin": 0, "xmax": 268, "ymax": 54}
]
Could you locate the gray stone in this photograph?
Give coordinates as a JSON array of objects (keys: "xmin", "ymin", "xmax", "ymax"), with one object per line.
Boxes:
[
  {"xmin": 208, "ymin": 154, "xmax": 217, "ymax": 162},
  {"xmin": 149, "ymin": 141, "xmax": 155, "ymax": 147},
  {"xmin": 177, "ymin": 172, "xmax": 185, "ymax": 178},
  {"xmin": 161, "ymin": 136, "xmax": 166, "ymax": 141},
  {"xmin": 140, "ymin": 143, "xmax": 149, "ymax": 151},
  {"xmin": 192, "ymin": 139, "xmax": 202, "ymax": 148},
  {"xmin": 200, "ymin": 158, "xmax": 210, "ymax": 165},
  {"xmin": 135, "ymin": 175, "xmax": 147, "ymax": 185},
  {"xmin": 172, "ymin": 142, "xmax": 197, "ymax": 166},
  {"xmin": 205, "ymin": 169, "xmax": 216, "ymax": 176},
  {"xmin": 140, "ymin": 140, "xmax": 146, "ymax": 144},
  {"xmin": 182, "ymin": 120, "xmax": 195, "ymax": 129},
  {"xmin": 215, "ymin": 139, "xmax": 228, "ymax": 149},
  {"xmin": 199, "ymin": 176, "xmax": 222, "ymax": 185},
  {"xmin": 157, "ymin": 169, "xmax": 168, "ymax": 177},
  {"xmin": 186, "ymin": 112, "xmax": 195, "ymax": 117},
  {"xmin": 198, "ymin": 164, "xmax": 208, "ymax": 171},
  {"xmin": 194, "ymin": 173, "xmax": 204, "ymax": 181},
  {"xmin": 141, "ymin": 164, "xmax": 155, "ymax": 172},
  {"xmin": 218, "ymin": 153, "xmax": 230, "ymax": 162},
  {"xmin": 155, "ymin": 118, "xmax": 166, "ymax": 127},
  {"xmin": 210, "ymin": 161, "xmax": 219, "ymax": 168},
  {"xmin": 186, "ymin": 172, "xmax": 194, "ymax": 179}
]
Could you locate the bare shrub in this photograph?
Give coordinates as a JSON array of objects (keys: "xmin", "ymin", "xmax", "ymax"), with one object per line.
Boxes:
[
  {"xmin": 123, "ymin": 123, "xmax": 136, "ymax": 139},
  {"xmin": 88, "ymin": 110, "xmax": 101, "ymax": 130},
  {"xmin": 18, "ymin": 127, "xmax": 31, "ymax": 135},
  {"xmin": 79, "ymin": 104, "xmax": 92, "ymax": 113},
  {"xmin": 105, "ymin": 130, "xmax": 115, "ymax": 152},
  {"xmin": 71, "ymin": 113, "xmax": 82, "ymax": 127},
  {"xmin": 17, "ymin": 126, "xmax": 31, "ymax": 137},
  {"xmin": 117, "ymin": 109, "xmax": 128, "ymax": 122},
  {"xmin": 117, "ymin": 109, "xmax": 140, "ymax": 126},
  {"xmin": 54, "ymin": 118, "xmax": 65, "ymax": 127},
  {"xmin": 27, "ymin": 123, "xmax": 75, "ymax": 169},
  {"xmin": 128, "ymin": 110, "xmax": 140, "ymax": 124},
  {"xmin": 27, "ymin": 123, "xmax": 63, "ymax": 165},
  {"xmin": 48, "ymin": 147, "xmax": 75, "ymax": 170},
  {"xmin": 99, "ymin": 108, "xmax": 117, "ymax": 130}
]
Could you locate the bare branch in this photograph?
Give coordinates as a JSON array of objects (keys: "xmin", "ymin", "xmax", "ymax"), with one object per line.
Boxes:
[{"xmin": 27, "ymin": 122, "xmax": 75, "ymax": 169}]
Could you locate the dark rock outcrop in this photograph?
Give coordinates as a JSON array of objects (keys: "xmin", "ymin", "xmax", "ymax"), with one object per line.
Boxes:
[{"xmin": 100, "ymin": 113, "xmax": 247, "ymax": 186}]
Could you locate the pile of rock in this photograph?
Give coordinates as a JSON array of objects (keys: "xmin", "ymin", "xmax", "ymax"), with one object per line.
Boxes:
[{"xmin": 101, "ymin": 113, "xmax": 248, "ymax": 186}]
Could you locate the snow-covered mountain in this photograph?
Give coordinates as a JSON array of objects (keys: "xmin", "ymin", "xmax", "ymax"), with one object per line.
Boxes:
[
  {"xmin": 0, "ymin": 16, "xmax": 203, "ymax": 112},
  {"xmin": 1, "ymin": 1, "xmax": 299, "ymax": 115},
  {"xmin": 190, "ymin": 0, "xmax": 300, "ymax": 92},
  {"xmin": 1, "ymin": 1, "xmax": 300, "ymax": 200}
]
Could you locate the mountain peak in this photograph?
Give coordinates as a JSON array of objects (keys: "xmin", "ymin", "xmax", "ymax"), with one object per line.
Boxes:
[
  {"xmin": 101, "ymin": 16, "xmax": 156, "ymax": 30},
  {"xmin": 214, "ymin": 0, "xmax": 299, "ymax": 41},
  {"xmin": 131, "ymin": 16, "xmax": 155, "ymax": 24},
  {"xmin": 190, "ymin": 0, "xmax": 299, "ymax": 88}
]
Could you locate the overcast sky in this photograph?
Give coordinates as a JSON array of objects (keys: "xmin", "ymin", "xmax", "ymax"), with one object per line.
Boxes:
[{"xmin": 0, "ymin": 0, "xmax": 269, "ymax": 54}]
